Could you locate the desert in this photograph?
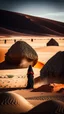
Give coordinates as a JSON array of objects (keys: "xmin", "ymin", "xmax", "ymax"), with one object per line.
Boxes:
[{"xmin": 0, "ymin": 9, "xmax": 64, "ymax": 114}]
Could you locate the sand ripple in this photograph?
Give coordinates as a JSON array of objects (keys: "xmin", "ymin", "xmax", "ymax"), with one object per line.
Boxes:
[{"xmin": 0, "ymin": 92, "xmax": 33, "ymax": 114}]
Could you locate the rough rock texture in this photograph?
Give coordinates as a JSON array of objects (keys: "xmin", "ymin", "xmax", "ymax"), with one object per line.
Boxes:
[
  {"xmin": 40, "ymin": 51, "xmax": 64, "ymax": 84},
  {"xmin": 5, "ymin": 41, "xmax": 38, "ymax": 68},
  {"xmin": 47, "ymin": 38, "xmax": 59, "ymax": 46}
]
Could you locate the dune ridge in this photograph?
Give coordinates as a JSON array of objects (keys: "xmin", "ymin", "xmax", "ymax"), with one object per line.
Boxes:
[
  {"xmin": 28, "ymin": 100, "xmax": 64, "ymax": 113},
  {"xmin": 0, "ymin": 27, "xmax": 23, "ymax": 36},
  {"xmin": 0, "ymin": 92, "xmax": 33, "ymax": 114},
  {"xmin": 0, "ymin": 9, "xmax": 64, "ymax": 36}
]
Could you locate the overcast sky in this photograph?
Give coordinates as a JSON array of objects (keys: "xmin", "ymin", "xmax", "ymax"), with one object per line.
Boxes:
[{"xmin": 0, "ymin": 0, "xmax": 64, "ymax": 22}]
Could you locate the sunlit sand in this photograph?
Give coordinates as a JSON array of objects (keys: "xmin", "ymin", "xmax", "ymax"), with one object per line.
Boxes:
[
  {"xmin": 0, "ymin": 92, "xmax": 33, "ymax": 114},
  {"xmin": 0, "ymin": 9, "xmax": 64, "ymax": 113},
  {"xmin": 0, "ymin": 36, "xmax": 64, "ymax": 114}
]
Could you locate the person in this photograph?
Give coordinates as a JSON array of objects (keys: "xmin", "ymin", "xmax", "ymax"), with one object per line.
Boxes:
[{"xmin": 26, "ymin": 65, "xmax": 34, "ymax": 89}]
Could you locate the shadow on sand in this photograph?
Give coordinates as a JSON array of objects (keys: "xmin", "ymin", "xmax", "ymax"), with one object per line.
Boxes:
[
  {"xmin": 0, "ymin": 87, "xmax": 25, "ymax": 92},
  {"xmin": 32, "ymin": 84, "xmax": 54, "ymax": 92}
]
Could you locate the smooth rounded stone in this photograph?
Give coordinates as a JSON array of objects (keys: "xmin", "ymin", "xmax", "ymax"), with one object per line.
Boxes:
[
  {"xmin": 0, "ymin": 92, "xmax": 33, "ymax": 114},
  {"xmin": 40, "ymin": 51, "xmax": 64, "ymax": 84},
  {"xmin": 5, "ymin": 41, "xmax": 38, "ymax": 68}
]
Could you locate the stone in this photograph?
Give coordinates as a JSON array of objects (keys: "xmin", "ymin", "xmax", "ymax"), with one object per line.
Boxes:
[
  {"xmin": 40, "ymin": 51, "xmax": 64, "ymax": 84},
  {"xmin": 47, "ymin": 38, "xmax": 59, "ymax": 46},
  {"xmin": 5, "ymin": 41, "xmax": 38, "ymax": 68}
]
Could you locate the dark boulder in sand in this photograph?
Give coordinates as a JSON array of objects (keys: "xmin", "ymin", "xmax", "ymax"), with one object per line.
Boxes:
[
  {"xmin": 47, "ymin": 38, "xmax": 59, "ymax": 46},
  {"xmin": 5, "ymin": 41, "xmax": 38, "ymax": 68},
  {"xmin": 40, "ymin": 51, "xmax": 64, "ymax": 83},
  {"xmin": 28, "ymin": 100, "xmax": 64, "ymax": 113}
]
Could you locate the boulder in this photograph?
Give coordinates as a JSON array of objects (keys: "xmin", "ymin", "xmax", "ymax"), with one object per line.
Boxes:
[
  {"xmin": 47, "ymin": 38, "xmax": 59, "ymax": 46},
  {"xmin": 5, "ymin": 41, "xmax": 38, "ymax": 68},
  {"xmin": 40, "ymin": 51, "xmax": 64, "ymax": 83}
]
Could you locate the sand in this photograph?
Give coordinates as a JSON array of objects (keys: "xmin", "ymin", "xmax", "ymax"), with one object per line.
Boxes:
[
  {"xmin": 0, "ymin": 92, "xmax": 34, "ymax": 114},
  {"xmin": 0, "ymin": 91, "xmax": 64, "ymax": 114},
  {"xmin": 0, "ymin": 37, "xmax": 64, "ymax": 113},
  {"xmin": 50, "ymin": 83, "xmax": 64, "ymax": 92},
  {"xmin": 0, "ymin": 68, "xmax": 40, "ymax": 88},
  {"xmin": 28, "ymin": 100, "xmax": 64, "ymax": 113},
  {"xmin": 0, "ymin": 40, "xmax": 64, "ymax": 89}
]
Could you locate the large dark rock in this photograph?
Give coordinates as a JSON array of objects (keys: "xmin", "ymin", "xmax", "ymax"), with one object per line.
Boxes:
[
  {"xmin": 47, "ymin": 38, "xmax": 59, "ymax": 46},
  {"xmin": 40, "ymin": 51, "xmax": 64, "ymax": 83},
  {"xmin": 5, "ymin": 41, "xmax": 38, "ymax": 68}
]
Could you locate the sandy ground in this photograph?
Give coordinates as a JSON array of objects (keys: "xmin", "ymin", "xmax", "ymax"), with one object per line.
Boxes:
[
  {"xmin": 0, "ymin": 38, "xmax": 64, "ymax": 88},
  {"xmin": 0, "ymin": 37, "xmax": 64, "ymax": 113},
  {"xmin": 0, "ymin": 68, "xmax": 40, "ymax": 88},
  {"xmin": 0, "ymin": 91, "xmax": 63, "ymax": 114},
  {"xmin": 12, "ymin": 89, "xmax": 64, "ymax": 107}
]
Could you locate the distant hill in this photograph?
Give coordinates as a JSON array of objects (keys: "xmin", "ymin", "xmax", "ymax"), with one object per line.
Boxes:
[
  {"xmin": 0, "ymin": 9, "xmax": 64, "ymax": 36},
  {"xmin": 0, "ymin": 27, "xmax": 23, "ymax": 36}
]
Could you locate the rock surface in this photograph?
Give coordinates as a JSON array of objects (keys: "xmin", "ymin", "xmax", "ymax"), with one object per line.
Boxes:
[
  {"xmin": 47, "ymin": 38, "xmax": 59, "ymax": 46},
  {"xmin": 40, "ymin": 51, "xmax": 64, "ymax": 83},
  {"xmin": 5, "ymin": 41, "xmax": 38, "ymax": 68}
]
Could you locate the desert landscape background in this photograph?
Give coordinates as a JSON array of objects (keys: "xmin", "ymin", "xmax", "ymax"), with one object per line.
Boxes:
[{"xmin": 0, "ymin": 9, "xmax": 64, "ymax": 114}]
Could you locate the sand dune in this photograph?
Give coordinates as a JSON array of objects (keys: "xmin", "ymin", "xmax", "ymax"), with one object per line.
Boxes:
[
  {"xmin": 0, "ymin": 9, "xmax": 64, "ymax": 114},
  {"xmin": 0, "ymin": 27, "xmax": 23, "ymax": 36},
  {"xmin": 0, "ymin": 92, "xmax": 33, "ymax": 114},
  {"xmin": 28, "ymin": 100, "xmax": 64, "ymax": 113},
  {"xmin": 0, "ymin": 91, "xmax": 64, "ymax": 114},
  {"xmin": 0, "ymin": 9, "xmax": 64, "ymax": 36}
]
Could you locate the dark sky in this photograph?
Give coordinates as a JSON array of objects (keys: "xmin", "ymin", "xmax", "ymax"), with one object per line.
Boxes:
[{"xmin": 0, "ymin": 0, "xmax": 64, "ymax": 22}]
